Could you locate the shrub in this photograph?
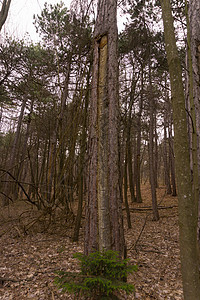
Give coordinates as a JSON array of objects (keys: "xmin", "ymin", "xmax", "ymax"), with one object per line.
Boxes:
[{"xmin": 54, "ymin": 250, "xmax": 137, "ymax": 299}]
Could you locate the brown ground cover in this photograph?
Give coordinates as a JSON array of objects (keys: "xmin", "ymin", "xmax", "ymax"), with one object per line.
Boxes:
[{"xmin": 0, "ymin": 185, "xmax": 183, "ymax": 299}]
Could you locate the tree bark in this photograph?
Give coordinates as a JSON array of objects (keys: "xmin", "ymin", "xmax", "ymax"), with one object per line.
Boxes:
[
  {"xmin": 160, "ymin": 0, "xmax": 200, "ymax": 298},
  {"xmin": 85, "ymin": 0, "xmax": 125, "ymax": 257},
  {"xmin": 188, "ymin": 0, "xmax": 200, "ymax": 258}
]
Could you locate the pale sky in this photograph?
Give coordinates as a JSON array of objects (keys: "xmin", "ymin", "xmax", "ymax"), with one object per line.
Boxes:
[
  {"xmin": 2, "ymin": 0, "xmax": 125, "ymax": 42},
  {"xmin": 3, "ymin": 0, "xmax": 72, "ymax": 41}
]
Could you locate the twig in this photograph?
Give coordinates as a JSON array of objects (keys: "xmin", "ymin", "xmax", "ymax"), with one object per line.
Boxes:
[
  {"xmin": 128, "ymin": 214, "xmax": 149, "ymax": 251},
  {"xmin": 51, "ymin": 291, "xmax": 55, "ymax": 300},
  {"xmin": 128, "ymin": 191, "xmax": 167, "ymax": 251},
  {"xmin": 128, "ymin": 205, "xmax": 178, "ymax": 212},
  {"xmin": 0, "ymin": 168, "xmax": 37, "ymax": 206}
]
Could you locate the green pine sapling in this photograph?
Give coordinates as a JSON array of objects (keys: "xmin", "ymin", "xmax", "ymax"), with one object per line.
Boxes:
[{"xmin": 54, "ymin": 250, "xmax": 137, "ymax": 299}]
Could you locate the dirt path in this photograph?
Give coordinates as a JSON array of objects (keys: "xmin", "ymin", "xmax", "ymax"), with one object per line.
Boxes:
[{"xmin": 0, "ymin": 186, "xmax": 183, "ymax": 299}]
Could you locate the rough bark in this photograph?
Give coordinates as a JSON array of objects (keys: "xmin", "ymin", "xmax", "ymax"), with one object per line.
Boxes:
[
  {"xmin": 188, "ymin": 0, "xmax": 200, "ymax": 257},
  {"xmin": 85, "ymin": 0, "xmax": 125, "ymax": 257},
  {"xmin": 160, "ymin": 0, "xmax": 200, "ymax": 298}
]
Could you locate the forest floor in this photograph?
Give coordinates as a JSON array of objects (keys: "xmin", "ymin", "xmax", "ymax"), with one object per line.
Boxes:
[{"xmin": 0, "ymin": 185, "xmax": 183, "ymax": 300}]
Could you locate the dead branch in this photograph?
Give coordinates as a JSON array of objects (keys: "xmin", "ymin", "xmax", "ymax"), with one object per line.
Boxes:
[
  {"xmin": 128, "ymin": 205, "xmax": 178, "ymax": 212},
  {"xmin": 0, "ymin": 168, "xmax": 37, "ymax": 207}
]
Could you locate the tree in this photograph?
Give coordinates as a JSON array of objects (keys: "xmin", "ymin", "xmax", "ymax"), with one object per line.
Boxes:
[
  {"xmin": 148, "ymin": 61, "xmax": 159, "ymax": 221},
  {"xmin": 188, "ymin": 0, "xmax": 200, "ymax": 255},
  {"xmin": 160, "ymin": 0, "xmax": 200, "ymax": 298},
  {"xmin": 85, "ymin": 0, "xmax": 125, "ymax": 257},
  {"xmin": 0, "ymin": 0, "xmax": 11, "ymax": 31}
]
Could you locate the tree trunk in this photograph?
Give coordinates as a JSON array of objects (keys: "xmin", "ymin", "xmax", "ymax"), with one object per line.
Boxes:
[
  {"xmin": 124, "ymin": 144, "xmax": 132, "ymax": 229},
  {"xmin": 160, "ymin": 0, "xmax": 200, "ymax": 298},
  {"xmin": 163, "ymin": 115, "xmax": 172, "ymax": 194},
  {"xmin": 135, "ymin": 69, "xmax": 144, "ymax": 203},
  {"xmin": 149, "ymin": 64, "xmax": 159, "ymax": 221},
  {"xmin": 154, "ymin": 116, "xmax": 159, "ymax": 188},
  {"xmin": 73, "ymin": 63, "xmax": 91, "ymax": 242},
  {"xmin": 85, "ymin": 0, "xmax": 125, "ymax": 257},
  {"xmin": 188, "ymin": 0, "xmax": 200, "ymax": 258},
  {"xmin": 168, "ymin": 118, "xmax": 177, "ymax": 196}
]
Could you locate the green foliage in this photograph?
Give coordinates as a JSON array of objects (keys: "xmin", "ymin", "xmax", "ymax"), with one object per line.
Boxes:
[{"xmin": 54, "ymin": 250, "xmax": 137, "ymax": 299}]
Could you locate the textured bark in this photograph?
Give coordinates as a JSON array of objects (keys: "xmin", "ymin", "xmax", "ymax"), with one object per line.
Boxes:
[
  {"xmin": 188, "ymin": 0, "xmax": 200, "ymax": 256},
  {"xmin": 160, "ymin": 0, "xmax": 200, "ymax": 298},
  {"xmin": 85, "ymin": 41, "xmax": 98, "ymax": 254},
  {"xmin": 85, "ymin": 0, "xmax": 125, "ymax": 257},
  {"xmin": 97, "ymin": 35, "xmax": 111, "ymax": 251}
]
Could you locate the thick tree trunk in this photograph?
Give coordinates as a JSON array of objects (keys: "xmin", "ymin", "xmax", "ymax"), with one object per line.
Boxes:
[
  {"xmin": 160, "ymin": 0, "xmax": 200, "ymax": 298},
  {"xmin": 85, "ymin": 0, "xmax": 125, "ymax": 257},
  {"xmin": 188, "ymin": 0, "xmax": 200, "ymax": 258}
]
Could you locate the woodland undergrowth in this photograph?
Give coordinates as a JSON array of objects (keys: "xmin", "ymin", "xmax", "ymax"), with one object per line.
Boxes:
[{"xmin": 0, "ymin": 185, "xmax": 183, "ymax": 299}]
